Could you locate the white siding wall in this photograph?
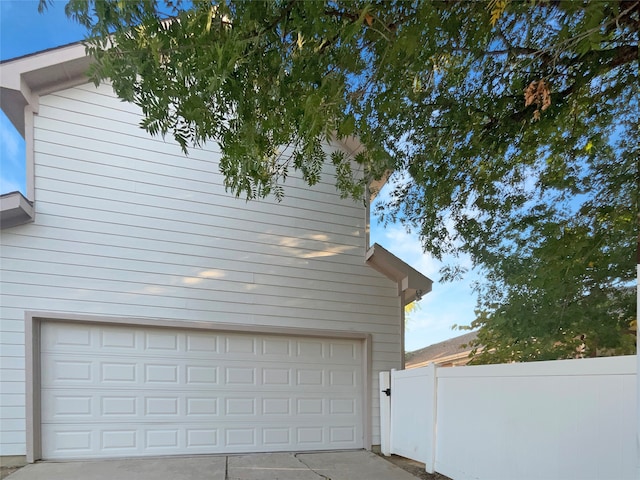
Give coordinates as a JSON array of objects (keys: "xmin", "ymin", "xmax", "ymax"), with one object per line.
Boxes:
[{"xmin": 0, "ymin": 83, "xmax": 401, "ymax": 456}]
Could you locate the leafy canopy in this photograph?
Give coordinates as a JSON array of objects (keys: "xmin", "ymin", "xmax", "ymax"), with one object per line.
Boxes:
[{"xmin": 43, "ymin": 0, "xmax": 638, "ymax": 362}]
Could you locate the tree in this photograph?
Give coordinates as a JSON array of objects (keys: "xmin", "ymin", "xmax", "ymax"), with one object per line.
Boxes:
[{"xmin": 44, "ymin": 0, "xmax": 638, "ymax": 362}]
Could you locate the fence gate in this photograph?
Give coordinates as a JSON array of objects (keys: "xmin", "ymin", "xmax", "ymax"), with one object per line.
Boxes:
[{"xmin": 379, "ymin": 364, "xmax": 437, "ymax": 473}]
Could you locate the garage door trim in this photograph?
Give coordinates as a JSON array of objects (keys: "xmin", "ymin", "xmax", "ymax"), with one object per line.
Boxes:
[{"xmin": 25, "ymin": 311, "xmax": 372, "ymax": 462}]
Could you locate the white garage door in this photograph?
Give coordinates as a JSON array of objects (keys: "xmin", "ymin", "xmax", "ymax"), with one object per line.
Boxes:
[{"xmin": 40, "ymin": 322, "xmax": 364, "ymax": 459}]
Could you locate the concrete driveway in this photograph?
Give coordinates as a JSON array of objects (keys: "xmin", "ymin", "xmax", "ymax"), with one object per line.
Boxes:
[{"xmin": 6, "ymin": 450, "xmax": 420, "ymax": 479}]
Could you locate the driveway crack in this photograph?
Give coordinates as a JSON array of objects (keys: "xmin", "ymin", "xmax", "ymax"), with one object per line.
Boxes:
[{"xmin": 294, "ymin": 453, "xmax": 331, "ymax": 480}]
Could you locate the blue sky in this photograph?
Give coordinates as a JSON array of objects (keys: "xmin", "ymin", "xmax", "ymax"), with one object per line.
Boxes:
[
  {"xmin": 0, "ymin": 0, "xmax": 86, "ymax": 192},
  {"xmin": 0, "ymin": 0, "xmax": 478, "ymax": 350}
]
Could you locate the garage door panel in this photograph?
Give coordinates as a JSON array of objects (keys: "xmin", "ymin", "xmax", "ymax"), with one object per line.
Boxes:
[
  {"xmin": 40, "ymin": 322, "xmax": 364, "ymax": 459},
  {"xmin": 43, "ymin": 359, "xmax": 361, "ymax": 391},
  {"xmin": 43, "ymin": 357, "xmax": 225, "ymax": 388},
  {"xmin": 42, "ymin": 389, "xmax": 361, "ymax": 422},
  {"xmin": 42, "ymin": 325, "xmax": 361, "ymax": 362},
  {"xmin": 42, "ymin": 366, "xmax": 362, "ymax": 392},
  {"xmin": 42, "ymin": 421, "xmax": 362, "ymax": 458}
]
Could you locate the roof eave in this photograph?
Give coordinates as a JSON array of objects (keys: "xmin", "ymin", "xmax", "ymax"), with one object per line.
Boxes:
[
  {"xmin": 0, "ymin": 42, "xmax": 91, "ymax": 137},
  {"xmin": 365, "ymin": 242, "xmax": 433, "ymax": 304},
  {"xmin": 333, "ymin": 136, "xmax": 392, "ymax": 201},
  {"xmin": 0, "ymin": 191, "xmax": 34, "ymax": 228}
]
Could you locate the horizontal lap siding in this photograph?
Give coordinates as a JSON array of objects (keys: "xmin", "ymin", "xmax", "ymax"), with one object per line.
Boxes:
[
  {"xmin": 0, "ymin": 83, "xmax": 401, "ymax": 455},
  {"xmin": 0, "ymin": 305, "xmax": 25, "ymax": 456}
]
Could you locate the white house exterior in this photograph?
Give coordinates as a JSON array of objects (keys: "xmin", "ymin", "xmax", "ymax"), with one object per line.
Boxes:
[{"xmin": 0, "ymin": 43, "xmax": 432, "ymax": 463}]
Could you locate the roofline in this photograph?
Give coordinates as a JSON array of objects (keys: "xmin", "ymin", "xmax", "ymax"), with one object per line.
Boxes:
[
  {"xmin": 0, "ymin": 42, "xmax": 92, "ymax": 137},
  {"xmin": 365, "ymin": 242, "xmax": 433, "ymax": 304},
  {"xmin": 407, "ymin": 347, "xmax": 479, "ymax": 369},
  {"xmin": 0, "ymin": 41, "xmax": 391, "ymax": 194},
  {"xmin": 0, "ymin": 39, "xmax": 85, "ymax": 65}
]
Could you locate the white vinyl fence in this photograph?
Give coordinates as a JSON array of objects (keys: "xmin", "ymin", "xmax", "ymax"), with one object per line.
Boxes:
[{"xmin": 380, "ymin": 356, "xmax": 637, "ymax": 480}]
